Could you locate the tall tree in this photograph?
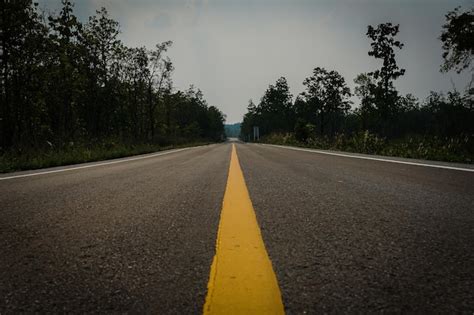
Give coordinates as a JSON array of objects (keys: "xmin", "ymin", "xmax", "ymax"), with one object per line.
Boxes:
[
  {"xmin": 0, "ymin": 0, "xmax": 47, "ymax": 148},
  {"xmin": 146, "ymin": 41, "xmax": 173, "ymax": 140},
  {"xmin": 240, "ymin": 99, "xmax": 258, "ymax": 141},
  {"xmin": 82, "ymin": 7, "xmax": 121, "ymax": 137},
  {"xmin": 47, "ymin": 0, "xmax": 85, "ymax": 143},
  {"xmin": 0, "ymin": 0, "xmax": 227, "ymax": 155},
  {"xmin": 206, "ymin": 105, "xmax": 226, "ymax": 141},
  {"xmin": 300, "ymin": 67, "xmax": 351, "ymax": 135},
  {"xmin": 258, "ymin": 77, "xmax": 294, "ymax": 134},
  {"xmin": 366, "ymin": 22, "xmax": 405, "ymax": 135}
]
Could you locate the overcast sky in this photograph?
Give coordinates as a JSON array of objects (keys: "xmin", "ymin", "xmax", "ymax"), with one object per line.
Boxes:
[{"xmin": 38, "ymin": 0, "xmax": 473, "ymax": 123}]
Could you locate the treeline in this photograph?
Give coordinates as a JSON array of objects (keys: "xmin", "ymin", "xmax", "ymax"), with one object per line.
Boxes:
[
  {"xmin": 0, "ymin": 1, "xmax": 225, "ymax": 154},
  {"xmin": 241, "ymin": 7, "xmax": 473, "ymax": 162}
]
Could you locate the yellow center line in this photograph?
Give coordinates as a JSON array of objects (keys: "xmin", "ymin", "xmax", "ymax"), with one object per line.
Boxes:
[{"xmin": 203, "ymin": 144, "xmax": 285, "ymax": 314}]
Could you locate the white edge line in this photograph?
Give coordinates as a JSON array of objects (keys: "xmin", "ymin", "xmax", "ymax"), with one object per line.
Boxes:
[
  {"xmin": 0, "ymin": 147, "xmax": 197, "ymax": 181},
  {"xmin": 261, "ymin": 144, "xmax": 474, "ymax": 173}
]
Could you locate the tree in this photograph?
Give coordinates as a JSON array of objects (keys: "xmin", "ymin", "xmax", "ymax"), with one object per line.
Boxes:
[
  {"xmin": 240, "ymin": 100, "xmax": 258, "ymax": 141},
  {"xmin": 47, "ymin": 0, "xmax": 85, "ymax": 143},
  {"xmin": 353, "ymin": 73, "xmax": 375, "ymax": 130},
  {"xmin": 300, "ymin": 67, "xmax": 351, "ymax": 135},
  {"xmin": 0, "ymin": 0, "xmax": 48, "ymax": 148},
  {"xmin": 206, "ymin": 106, "xmax": 226, "ymax": 141},
  {"xmin": 423, "ymin": 90, "xmax": 474, "ymax": 136},
  {"xmin": 0, "ymin": 0, "xmax": 225, "ymax": 156},
  {"xmin": 258, "ymin": 77, "xmax": 294, "ymax": 135},
  {"xmin": 366, "ymin": 22, "xmax": 405, "ymax": 135},
  {"xmin": 440, "ymin": 7, "xmax": 474, "ymax": 73},
  {"xmin": 146, "ymin": 41, "xmax": 173, "ymax": 140},
  {"xmin": 82, "ymin": 7, "xmax": 122, "ymax": 138},
  {"xmin": 85, "ymin": 7, "xmax": 120, "ymax": 84},
  {"xmin": 367, "ymin": 23, "xmax": 405, "ymax": 91}
]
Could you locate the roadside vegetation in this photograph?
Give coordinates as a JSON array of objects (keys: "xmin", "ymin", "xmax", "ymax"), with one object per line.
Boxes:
[
  {"xmin": 0, "ymin": 141, "xmax": 213, "ymax": 173},
  {"xmin": 263, "ymin": 133, "xmax": 473, "ymax": 164},
  {"xmin": 241, "ymin": 7, "xmax": 473, "ymax": 163},
  {"xmin": 0, "ymin": 1, "xmax": 225, "ymax": 172}
]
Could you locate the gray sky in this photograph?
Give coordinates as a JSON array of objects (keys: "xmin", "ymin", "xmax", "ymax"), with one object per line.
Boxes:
[{"xmin": 39, "ymin": 0, "xmax": 473, "ymax": 123}]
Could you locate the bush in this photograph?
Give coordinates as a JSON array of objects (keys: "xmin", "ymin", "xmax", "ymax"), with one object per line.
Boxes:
[
  {"xmin": 0, "ymin": 140, "xmax": 211, "ymax": 173},
  {"xmin": 259, "ymin": 132, "xmax": 473, "ymax": 163}
]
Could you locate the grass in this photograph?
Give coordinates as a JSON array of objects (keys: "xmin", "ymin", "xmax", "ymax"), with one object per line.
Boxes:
[
  {"xmin": 260, "ymin": 132, "xmax": 474, "ymax": 164},
  {"xmin": 0, "ymin": 141, "xmax": 213, "ymax": 173}
]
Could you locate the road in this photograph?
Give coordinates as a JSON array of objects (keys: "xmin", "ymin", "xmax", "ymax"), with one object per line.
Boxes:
[{"xmin": 1, "ymin": 141, "xmax": 473, "ymax": 313}]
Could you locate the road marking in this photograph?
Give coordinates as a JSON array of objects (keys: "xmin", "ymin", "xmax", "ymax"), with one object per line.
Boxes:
[
  {"xmin": 0, "ymin": 147, "xmax": 198, "ymax": 181},
  {"xmin": 204, "ymin": 144, "xmax": 284, "ymax": 315},
  {"xmin": 262, "ymin": 144, "xmax": 474, "ymax": 173}
]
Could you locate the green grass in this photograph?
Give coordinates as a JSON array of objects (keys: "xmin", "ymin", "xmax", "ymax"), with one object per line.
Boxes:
[
  {"xmin": 260, "ymin": 132, "xmax": 474, "ymax": 164},
  {"xmin": 0, "ymin": 141, "xmax": 213, "ymax": 173}
]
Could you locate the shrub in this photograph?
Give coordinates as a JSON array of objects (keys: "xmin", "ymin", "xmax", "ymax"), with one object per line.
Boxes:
[{"xmin": 258, "ymin": 132, "xmax": 473, "ymax": 163}]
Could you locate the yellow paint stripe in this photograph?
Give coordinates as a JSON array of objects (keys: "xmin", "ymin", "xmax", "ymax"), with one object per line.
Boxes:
[{"xmin": 204, "ymin": 144, "xmax": 285, "ymax": 315}]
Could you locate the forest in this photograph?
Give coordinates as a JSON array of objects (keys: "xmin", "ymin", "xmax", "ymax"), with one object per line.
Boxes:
[
  {"xmin": 241, "ymin": 7, "xmax": 473, "ymax": 163},
  {"xmin": 0, "ymin": 1, "xmax": 225, "ymax": 171}
]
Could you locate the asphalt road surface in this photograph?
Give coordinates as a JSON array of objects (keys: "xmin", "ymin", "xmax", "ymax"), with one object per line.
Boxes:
[{"xmin": 1, "ymin": 141, "xmax": 473, "ymax": 313}]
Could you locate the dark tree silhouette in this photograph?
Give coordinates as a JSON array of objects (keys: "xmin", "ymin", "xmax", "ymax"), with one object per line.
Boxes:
[
  {"xmin": 0, "ymin": 1, "xmax": 225, "ymax": 155},
  {"xmin": 300, "ymin": 67, "xmax": 351, "ymax": 135},
  {"xmin": 440, "ymin": 7, "xmax": 474, "ymax": 73},
  {"xmin": 365, "ymin": 23, "xmax": 405, "ymax": 136},
  {"xmin": 241, "ymin": 77, "xmax": 294, "ymax": 138}
]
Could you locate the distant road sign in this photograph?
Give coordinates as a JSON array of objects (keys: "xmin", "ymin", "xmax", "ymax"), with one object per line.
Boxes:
[{"xmin": 253, "ymin": 126, "xmax": 260, "ymax": 141}]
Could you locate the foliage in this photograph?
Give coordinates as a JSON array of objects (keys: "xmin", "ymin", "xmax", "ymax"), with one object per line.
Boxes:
[
  {"xmin": 240, "ymin": 78, "xmax": 293, "ymax": 140},
  {"xmin": 240, "ymin": 100, "xmax": 258, "ymax": 141},
  {"xmin": 262, "ymin": 132, "xmax": 474, "ymax": 164},
  {"xmin": 366, "ymin": 23, "xmax": 405, "ymax": 85},
  {"xmin": 299, "ymin": 67, "xmax": 351, "ymax": 135},
  {"xmin": 364, "ymin": 23, "xmax": 406, "ymax": 136},
  {"xmin": 440, "ymin": 6, "xmax": 474, "ymax": 73},
  {"xmin": 241, "ymin": 69, "xmax": 350, "ymax": 140},
  {"xmin": 0, "ymin": 141, "xmax": 211, "ymax": 173},
  {"xmin": 0, "ymin": 1, "xmax": 225, "ymax": 161},
  {"xmin": 241, "ymin": 11, "xmax": 473, "ymax": 163}
]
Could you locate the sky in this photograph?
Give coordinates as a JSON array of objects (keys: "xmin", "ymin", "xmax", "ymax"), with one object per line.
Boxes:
[{"xmin": 38, "ymin": 0, "xmax": 473, "ymax": 123}]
